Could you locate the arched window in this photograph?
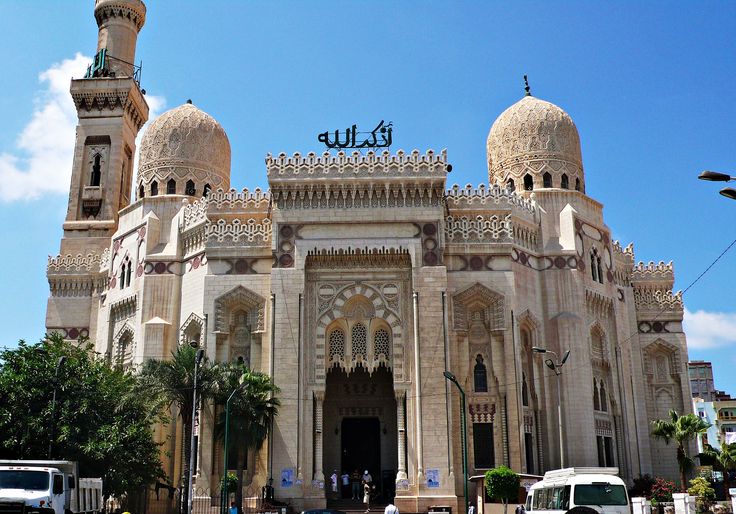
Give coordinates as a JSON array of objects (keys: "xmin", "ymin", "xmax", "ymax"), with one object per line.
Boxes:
[
  {"xmin": 119, "ymin": 265, "xmax": 125, "ymax": 289},
  {"xmin": 597, "ymin": 256, "xmax": 604, "ymax": 284},
  {"xmin": 600, "ymin": 382, "xmax": 608, "ymax": 412},
  {"xmin": 167, "ymin": 179, "xmax": 176, "ymax": 194},
  {"xmin": 203, "ymin": 184, "xmax": 212, "ymax": 197},
  {"xmin": 125, "ymin": 261, "xmax": 132, "ymax": 287},
  {"xmin": 561, "ymin": 174, "xmax": 569, "ymax": 189},
  {"xmin": 522, "ymin": 373, "xmax": 529, "ymax": 406},
  {"xmin": 151, "ymin": 181, "xmax": 158, "ymax": 196},
  {"xmin": 115, "ymin": 332, "xmax": 133, "ymax": 369},
  {"xmin": 523, "ymin": 174, "xmax": 534, "ymax": 191},
  {"xmin": 591, "ymin": 250, "xmax": 598, "ymax": 282},
  {"xmin": 575, "ymin": 178, "xmax": 581, "ymax": 191},
  {"xmin": 185, "ymin": 180, "xmax": 196, "ymax": 196},
  {"xmin": 506, "ymin": 179, "xmax": 515, "ymax": 192},
  {"xmin": 593, "ymin": 380, "xmax": 600, "ymax": 411},
  {"xmin": 474, "ymin": 355, "xmax": 488, "ymax": 392},
  {"xmin": 91, "ymin": 154, "xmax": 102, "ymax": 186},
  {"xmin": 351, "ymin": 323, "xmax": 367, "ymax": 360},
  {"xmin": 374, "ymin": 329, "xmax": 390, "ymax": 359},
  {"xmin": 543, "ymin": 172, "xmax": 552, "ymax": 188},
  {"xmin": 138, "ymin": 184, "xmax": 145, "ymax": 199},
  {"xmin": 328, "ymin": 329, "xmax": 345, "ymax": 363}
]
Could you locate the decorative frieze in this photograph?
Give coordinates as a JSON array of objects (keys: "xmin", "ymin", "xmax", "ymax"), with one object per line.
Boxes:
[
  {"xmin": 445, "ymin": 183, "xmax": 536, "ymax": 216},
  {"xmin": 306, "ymin": 247, "xmax": 412, "ymax": 269},
  {"xmin": 445, "ymin": 214, "xmax": 512, "ymax": 243},
  {"xmin": 47, "ymin": 253, "xmax": 101, "ymax": 273},
  {"xmin": 206, "ymin": 218, "xmax": 272, "ymax": 246},
  {"xmin": 206, "ymin": 188, "xmax": 270, "ymax": 212},
  {"xmin": 632, "ymin": 261, "xmax": 675, "ymax": 282},
  {"xmin": 469, "ymin": 402, "xmax": 496, "ymax": 423},
  {"xmin": 272, "ymin": 186, "xmax": 444, "ymax": 210},
  {"xmin": 633, "ymin": 287, "xmax": 683, "ymax": 312}
]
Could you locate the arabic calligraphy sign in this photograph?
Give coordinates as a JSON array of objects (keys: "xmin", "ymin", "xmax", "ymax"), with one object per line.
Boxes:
[{"xmin": 318, "ymin": 120, "xmax": 393, "ymax": 149}]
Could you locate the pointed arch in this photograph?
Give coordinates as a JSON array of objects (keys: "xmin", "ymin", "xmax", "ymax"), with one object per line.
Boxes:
[
  {"xmin": 167, "ymin": 178, "xmax": 176, "ymax": 194},
  {"xmin": 113, "ymin": 322, "xmax": 135, "ymax": 369},
  {"xmin": 524, "ymin": 173, "xmax": 534, "ymax": 191},
  {"xmin": 180, "ymin": 312, "xmax": 205, "ymax": 345}
]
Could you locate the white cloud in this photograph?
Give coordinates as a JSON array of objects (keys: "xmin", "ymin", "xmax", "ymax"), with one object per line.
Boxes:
[
  {"xmin": 0, "ymin": 53, "xmax": 165, "ymax": 202},
  {"xmin": 683, "ymin": 307, "xmax": 736, "ymax": 349}
]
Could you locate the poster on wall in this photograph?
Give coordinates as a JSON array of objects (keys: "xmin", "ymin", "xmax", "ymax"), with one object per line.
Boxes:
[
  {"xmin": 426, "ymin": 469, "xmax": 440, "ymax": 488},
  {"xmin": 281, "ymin": 468, "xmax": 294, "ymax": 488}
]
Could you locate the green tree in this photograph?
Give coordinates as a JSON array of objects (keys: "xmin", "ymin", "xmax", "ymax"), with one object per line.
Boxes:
[
  {"xmin": 687, "ymin": 476, "xmax": 716, "ymax": 513},
  {"xmin": 651, "ymin": 409, "xmax": 711, "ymax": 490},
  {"xmin": 215, "ymin": 363, "xmax": 280, "ymax": 511},
  {"xmin": 485, "ymin": 466, "xmax": 520, "ymax": 514},
  {"xmin": 139, "ymin": 344, "xmax": 221, "ymax": 513},
  {"xmin": 701, "ymin": 442, "xmax": 736, "ymax": 496},
  {"xmin": 0, "ymin": 334, "xmax": 165, "ymax": 501}
]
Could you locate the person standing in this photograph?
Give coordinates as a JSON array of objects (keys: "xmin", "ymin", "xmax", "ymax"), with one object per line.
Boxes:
[
  {"xmin": 384, "ymin": 499, "xmax": 399, "ymax": 514},
  {"xmin": 351, "ymin": 469, "xmax": 361, "ymax": 500},
  {"xmin": 468, "ymin": 504, "xmax": 475, "ymax": 514},
  {"xmin": 363, "ymin": 469, "xmax": 373, "ymax": 485},
  {"xmin": 330, "ymin": 470, "xmax": 338, "ymax": 498},
  {"xmin": 341, "ymin": 471, "xmax": 350, "ymax": 499}
]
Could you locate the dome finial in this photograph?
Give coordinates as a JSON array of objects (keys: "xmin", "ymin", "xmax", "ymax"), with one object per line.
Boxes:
[
  {"xmin": 186, "ymin": 99, "xmax": 193, "ymax": 104},
  {"xmin": 524, "ymin": 75, "xmax": 531, "ymax": 97}
]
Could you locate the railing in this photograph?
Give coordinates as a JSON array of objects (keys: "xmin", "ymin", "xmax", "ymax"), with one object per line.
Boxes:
[{"xmin": 122, "ymin": 486, "xmax": 281, "ymax": 514}]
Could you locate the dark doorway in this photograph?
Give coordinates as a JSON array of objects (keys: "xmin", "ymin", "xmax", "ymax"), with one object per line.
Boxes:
[{"xmin": 341, "ymin": 417, "xmax": 380, "ymax": 489}]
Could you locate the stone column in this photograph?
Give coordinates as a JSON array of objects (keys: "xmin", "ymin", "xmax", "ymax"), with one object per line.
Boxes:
[
  {"xmin": 672, "ymin": 493, "xmax": 696, "ymax": 514},
  {"xmin": 412, "ymin": 291, "xmax": 424, "ymax": 481},
  {"xmin": 396, "ymin": 389, "xmax": 408, "ymax": 481},
  {"xmin": 313, "ymin": 391, "xmax": 325, "ymax": 483},
  {"xmin": 632, "ymin": 497, "xmax": 650, "ymax": 514}
]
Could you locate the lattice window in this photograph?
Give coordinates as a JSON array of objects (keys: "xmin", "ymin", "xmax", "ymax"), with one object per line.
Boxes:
[
  {"xmin": 374, "ymin": 329, "xmax": 390, "ymax": 358},
  {"xmin": 351, "ymin": 323, "xmax": 367, "ymax": 359},
  {"xmin": 329, "ymin": 329, "xmax": 345, "ymax": 362}
]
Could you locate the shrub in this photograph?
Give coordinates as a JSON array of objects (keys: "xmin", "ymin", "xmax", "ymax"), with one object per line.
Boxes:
[
  {"xmin": 687, "ymin": 477, "xmax": 715, "ymax": 513},
  {"xmin": 651, "ymin": 477, "xmax": 678, "ymax": 503},
  {"xmin": 485, "ymin": 466, "xmax": 520, "ymax": 514}
]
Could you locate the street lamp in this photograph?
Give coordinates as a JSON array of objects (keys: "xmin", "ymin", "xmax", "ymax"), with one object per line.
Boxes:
[
  {"xmin": 48, "ymin": 356, "xmax": 67, "ymax": 459},
  {"xmin": 187, "ymin": 347, "xmax": 205, "ymax": 514},
  {"xmin": 443, "ymin": 370, "xmax": 468, "ymax": 514},
  {"xmin": 697, "ymin": 170, "xmax": 736, "ymax": 200},
  {"xmin": 221, "ymin": 381, "xmax": 247, "ymax": 514},
  {"xmin": 532, "ymin": 347, "xmax": 570, "ymax": 468}
]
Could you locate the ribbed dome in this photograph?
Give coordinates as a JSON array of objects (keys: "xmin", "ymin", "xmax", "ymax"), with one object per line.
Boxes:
[
  {"xmin": 486, "ymin": 95, "xmax": 584, "ymax": 193},
  {"xmin": 137, "ymin": 103, "xmax": 230, "ymax": 198}
]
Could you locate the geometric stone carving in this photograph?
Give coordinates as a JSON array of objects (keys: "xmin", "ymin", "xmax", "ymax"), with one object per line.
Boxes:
[
  {"xmin": 453, "ymin": 283, "xmax": 505, "ymax": 332},
  {"xmin": 180, "ymin": 312, "xmax": 205, "ymax": 345},
  {"xmin": 214, "ymin": 285, "xmax": 265, "ymax": 334}
]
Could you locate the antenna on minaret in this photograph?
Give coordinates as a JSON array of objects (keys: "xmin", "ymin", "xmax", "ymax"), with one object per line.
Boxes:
[{"xmin": 524, "ymin": 75, "xmax": 531, "ymax": 96}]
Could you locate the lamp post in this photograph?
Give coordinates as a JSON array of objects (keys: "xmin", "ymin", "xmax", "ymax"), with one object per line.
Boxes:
[
  {"xmin": 532, "ymin": 347, "xmax": 570, "ymax": 468},
  {"xmin": 697, "ymin": 170, "xmax": 736, "ymax": 199},
  {"xmin": 221, "ymin": 382, "xmax": 246, "ymax": 514},
  {"xmin": 187, "ymin": 347, "xmax": 205, "ymax": 514},
  {"xmin": 48, "ymin": 356, "xmax": 67, "ymax": 459},
  {"xmin": 443, "ymin": 371, "xmax": 468, "ymax": 514}
]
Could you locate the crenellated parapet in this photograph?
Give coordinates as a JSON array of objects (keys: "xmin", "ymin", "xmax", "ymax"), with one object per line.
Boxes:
[
  {"xmin": 632, "ymin": 261, "xmax": 675, "ymax": 283},
  {"xmin": 48, "ymin": 253, "xmax": 102, "ymax": 274},
  {"xmin": 633, "ymin": 288, "xmax": 683, "ymax": 313},
  {"xmin": 445, "ymin": 183, "xmax": 537, "ymax": 217},
  {"xmin": 206, "ymin": 188, "xmax": 270, "ymax": 213}
]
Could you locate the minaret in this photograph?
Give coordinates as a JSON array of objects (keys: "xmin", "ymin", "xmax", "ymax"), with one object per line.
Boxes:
[
  {"xmin": 60, "ymin": 0, "xmax": 149, "ymax": 256},
  {"xmin": 46, "ymin": 0, "xmax": 148, "ymax": 338}
]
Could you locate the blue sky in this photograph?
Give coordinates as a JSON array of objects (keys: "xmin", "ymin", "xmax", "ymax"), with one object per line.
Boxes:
[{"xmin": 1, "ymin": 1, "xmax": 735, "ymax": 394}]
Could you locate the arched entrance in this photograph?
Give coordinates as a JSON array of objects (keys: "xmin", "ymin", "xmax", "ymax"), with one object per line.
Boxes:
[{"xmin": 323, "ymin": 366, "xmax": 397, "ymax": 504}]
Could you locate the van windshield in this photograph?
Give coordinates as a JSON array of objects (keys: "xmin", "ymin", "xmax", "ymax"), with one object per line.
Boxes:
[
  {"xmin": 574, "ymin": 484, "xmax": 628, "ymax": 506},
  {"xmin": 0, "ymin": 470, "xmax": 50, "ymax": 491}
]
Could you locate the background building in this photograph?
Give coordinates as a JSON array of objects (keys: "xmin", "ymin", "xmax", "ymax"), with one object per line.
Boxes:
[{"xmin": 45, "ymin": 1, "xmax": 694, "ymax": 511}]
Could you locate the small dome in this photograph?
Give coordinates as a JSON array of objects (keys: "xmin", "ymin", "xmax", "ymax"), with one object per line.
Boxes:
[
  {"xmin": 486, "ymin": 95, "xmax": 584, "ymax": 193},
  {"xmin": 137, "ymin": 103, "xmax": 230, "ymax": 198}
]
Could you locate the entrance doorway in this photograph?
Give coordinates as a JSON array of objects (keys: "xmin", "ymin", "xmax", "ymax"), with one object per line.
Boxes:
[{"xmin": 342, "ymin": 417, "xmax": 380, "ymax": 481}]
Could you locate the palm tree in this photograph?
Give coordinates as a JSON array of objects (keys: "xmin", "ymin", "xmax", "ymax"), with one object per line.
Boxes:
[
  {"xmin": 140, "ymin": 345, "xmax": 221, "ymax": 513},
  {"xmin": 651, "ymin": 409, "xmax": 711, "ymax": 490},
  {"xmin": 215, "ymin": 363, "xmax": 280, "ymax": 512},
  {"xmin": 701, "ymin": 442, "xmax": 736, "ymax": 495}
]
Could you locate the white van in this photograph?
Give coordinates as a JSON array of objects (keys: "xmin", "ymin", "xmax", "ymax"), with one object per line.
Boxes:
[{"xmin": 525, "ymin": 468, "xmax": 629, "ymax": 514}]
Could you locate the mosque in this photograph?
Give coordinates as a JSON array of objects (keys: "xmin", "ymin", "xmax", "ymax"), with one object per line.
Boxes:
[{"xmin": 45, "ymin": 1, "xmax": 693, "ymax": 512}]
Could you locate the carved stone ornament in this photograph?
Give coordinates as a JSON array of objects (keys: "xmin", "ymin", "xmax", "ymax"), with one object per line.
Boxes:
[
  {"xmin": 214, "ymin": 286, "xmax": 265, "ymax": 333},
  {"xmin": 453, "ymin": 283, "xmax": 505, "ymax": 332},
  {"xmin": 486, "ymin": 95, "xmax": 584, "ymax": 190}
]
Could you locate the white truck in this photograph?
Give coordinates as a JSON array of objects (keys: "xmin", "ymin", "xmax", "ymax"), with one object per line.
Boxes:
[{"xmin": 0, "ymin": 461, "xmax": 102, "ymax": 514}]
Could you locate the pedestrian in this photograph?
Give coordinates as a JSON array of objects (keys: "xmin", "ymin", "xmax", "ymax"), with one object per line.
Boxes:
[
  {"xmin": 330, "ymin": 470, "xmax": 338, "ymax": 498},
  {"xmin": 363, "ymin": 469, "xmax": 373, "ymax": 485},
  {"xmin": 384, "ymin": 499, "xmax": 399, "ymax": 514},
  {"xmin": 341, "ymin": 471, "xmax": 350, "ymax": 498},
  {"xmin": 229, "ymin": 502, "xmax": 238, "ymax": 514},
  {"xmin": 363, "ymin": 480, "xmax": 372, "ymax": 512},
  {"xmin": 351, "ymin": 469, "xmax": 361, "ymax": 500},
  {"xmin": 515, "ymin": 504, "xmax": 525, "ymax": 514},
  {"xmin": 468, "ymin": 504, "xmax": 475, "ymax": 514}
]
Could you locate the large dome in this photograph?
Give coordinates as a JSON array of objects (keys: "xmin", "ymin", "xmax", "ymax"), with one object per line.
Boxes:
[
  {"xmin": 137, "ymin": 102, "xmax": 230, "ymax": 198},
  {"xmin": 486, "ymin": 95, "xmax": 584, "ymax": 193}
]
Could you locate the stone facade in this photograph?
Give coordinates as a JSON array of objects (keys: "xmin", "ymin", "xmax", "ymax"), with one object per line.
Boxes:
[{"xmin": 46, "ymin": 2, "xmax": 693, "ymax": 512}]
